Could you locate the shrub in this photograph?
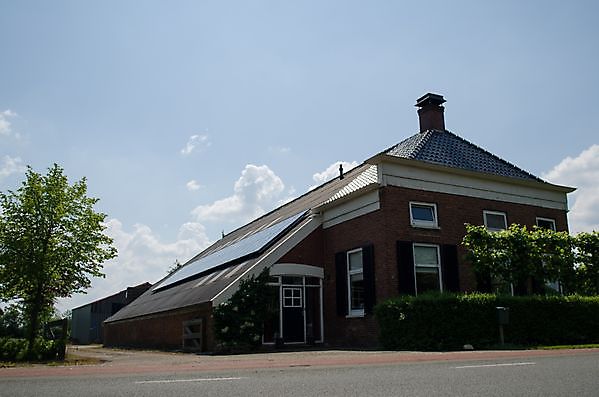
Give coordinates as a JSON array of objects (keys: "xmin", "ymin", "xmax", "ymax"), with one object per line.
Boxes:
[
  {"xmin": 0, "ymin": 337, "xmax": 65, "ymax": 362},
  {"xmin": 213, "ymin": 269, "xmax": 276, "ymax": 352},
  {"xmin": 375, "ymin": 293, "xmax": 599, "ymax": 350}
]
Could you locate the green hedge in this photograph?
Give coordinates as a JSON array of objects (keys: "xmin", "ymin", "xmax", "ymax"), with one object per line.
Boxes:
[
  {"xmin": 374, "ymin": 293, "xmax": 599, "ymax": 350},
  {"xmin": 0, "ymin": 337, "xmax": 66, "ymax": 362}
]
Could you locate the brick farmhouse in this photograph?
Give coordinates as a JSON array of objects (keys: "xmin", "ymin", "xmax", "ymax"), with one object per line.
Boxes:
[{"xmin": 104, "ymin": 93, "xmax": 574, "ymax": 351}]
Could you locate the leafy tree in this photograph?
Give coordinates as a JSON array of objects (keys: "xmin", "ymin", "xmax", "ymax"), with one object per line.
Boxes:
[
  {"xmin": 0, "ymin": 164, "xmax": 117, "ymax": 353},
  {"xmin": 574, "ymin": 232, "xmax": 599, "ymax": 295},
  {"xmin": 463, "ymin": 224, "xmax": 575, "ymax": 295},
  {"xmin": 0, "ymin": 304, "xmax": 25, "ymax": 338},
  {"xmin": 533, "ymin": 227, "xmax": 577, "ymax": 293}
]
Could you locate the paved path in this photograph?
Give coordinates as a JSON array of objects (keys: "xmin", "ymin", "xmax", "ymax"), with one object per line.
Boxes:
[{"xmin": 1, "ymin": 346, "xmax": 598, "ymax": 378}]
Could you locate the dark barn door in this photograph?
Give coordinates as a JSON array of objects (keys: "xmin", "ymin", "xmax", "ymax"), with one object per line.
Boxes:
[{"xmin": 282, "ymin": 287, "xmax": 304, "ymax": 343}]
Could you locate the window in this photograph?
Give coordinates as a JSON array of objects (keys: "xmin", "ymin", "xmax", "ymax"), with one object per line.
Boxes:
[
  {"xmin": 410, "ymin": 202, "xmax": 438, "ymax": 228},
  {"xmin": 536, "ymin": 217, "xmax": 556, "ymax": 231},
  {"xmin": 283, "ymin": 287, "xmax": 302, "ymax": 307},
  {"xmin": 413, "ymin": 244, "xmax": 442, "ymax": 294},
  {"xmin": 484, "ymin": 210, "xmax": 507, "ymax": 231},
  {"xmin": 347, "ymin": 249, "xmax": 365, "ymax": 316}
]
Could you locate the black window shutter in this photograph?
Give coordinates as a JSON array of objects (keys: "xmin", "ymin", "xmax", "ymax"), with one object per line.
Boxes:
[
  {"xmin": 362, "ymin": 245, "xmax": 376, "ymax": 315},
  {"xmin": 335, "ymin": 252, "xmax": 348, "ymax": 316},
  {"xmin": 441, "ymin": 244, "xmax": 460, "ymax": 292},
  {"xmin": 397, "ymin": 241, "xmax": 415, "ymax": 295}
]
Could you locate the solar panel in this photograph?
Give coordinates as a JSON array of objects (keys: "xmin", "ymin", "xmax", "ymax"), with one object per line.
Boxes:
[{"xmin": 154, "ymin": 211, "xmax": 306, "ymax": 290}]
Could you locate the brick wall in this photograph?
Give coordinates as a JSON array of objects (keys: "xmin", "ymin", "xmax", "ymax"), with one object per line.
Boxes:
[
  {"xmin": 103, "ymin": 303, "xmax": 214, "ymax": 351},
  {"xmin": 278, "ymin": 226, "xmax": 324, "ymax": 266},
  {"xmin": 320, "ymin": 185, "xmax": 569, "ymax": 347}
]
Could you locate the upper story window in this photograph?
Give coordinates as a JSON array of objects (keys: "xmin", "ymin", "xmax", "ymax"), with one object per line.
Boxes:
[
  {"xmin": 347, "ymin": 248, "xmax": 365, "ymax": 317},
  {"xmin": 410, "ymin": 202, "xmax": 438, "ymax": 228},
  {"xmin": 484, "ymin": 210, "xmax": 507, "ymax": 231},
  {"xmin": 413, "ymin": 243, "xmax": 442, "ymax": 294},
  {"xmin": 536, "ymin": 217, "xmax": 556, "ymax": 231}
]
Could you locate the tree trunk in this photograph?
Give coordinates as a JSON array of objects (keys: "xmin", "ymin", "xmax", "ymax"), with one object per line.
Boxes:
[
  {"xmin": 26, "ymin": 303, "xmax": 40, "ymax": 359},
  {"xmin": 26, "ymin": 286, "xmax": 44, "ymax": 359}
]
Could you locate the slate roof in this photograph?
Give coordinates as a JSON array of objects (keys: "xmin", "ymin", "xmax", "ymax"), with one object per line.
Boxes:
[{"xmin": 384, "ymin": 129, "xmax": 543, "ymax": 181}]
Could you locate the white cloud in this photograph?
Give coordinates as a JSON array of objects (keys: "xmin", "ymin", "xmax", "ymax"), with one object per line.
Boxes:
[
  {"xmin": 186, "ymin": 179, "xmax": 202, "ymax": 191},
  {"xmin": 543, "ymin": 144, "xmax": 599, "ymax": 233},
  {"xmin": 0, "ymin": 155, "xmax": 26, "ymax": 179},
  {"xmin": 180, "ymin": 134, "xmax": 210, "ymax": 156},
  {"xmin": 309, "ymin": 160, "xmax": 359, "ymax": 190},
  {"xmin": 56, "ymin": 163, "xmax": 291, "ymax": 312},
  {"xmin": 192, "ymin": 164, "xmax": 285, "ymax": 224},
  {"xmin": 0, "ymin": 110, "xmax": 17, "ymax": 136},
  {"xmin": 55, "ymin": 219, "xmax": 212, "ymax": 313}
]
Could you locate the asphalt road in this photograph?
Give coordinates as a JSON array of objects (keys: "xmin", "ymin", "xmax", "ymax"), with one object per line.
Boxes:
[{"xmin": 1, "ymin": 351, "xmax": 598, "ymax": 396}]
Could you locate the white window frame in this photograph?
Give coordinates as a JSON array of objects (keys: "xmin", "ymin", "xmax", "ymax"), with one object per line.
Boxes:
[
  {"xmin": 346, "ymin": 248, "xmax": 365, "ymax": 317},
  {"xmin": 282, "ymin": 287, "xmax": 302, "ymax": 308},
  {"xmin": 536, "ymin": 217, "xmax": 556, "ymax": 231},
  {"xmin": 409, "ymin": 202, "xmax": 439, "ymax": 229},
  {"xmin": 412, "ymin": 243, "xmax": 443, "ymax": 295},
  {"xmin": 483, "ymin": 210, "xmax": 507, "ymax": 231}
]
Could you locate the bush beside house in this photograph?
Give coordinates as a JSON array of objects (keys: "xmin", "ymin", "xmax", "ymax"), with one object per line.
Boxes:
[
  {"xmin": 375, "ymin": 293, "xmax": 599, "ymax": 350},
  {"xmin": 213, "ymin": 269, "xmax": 276, "ymax": 352}
]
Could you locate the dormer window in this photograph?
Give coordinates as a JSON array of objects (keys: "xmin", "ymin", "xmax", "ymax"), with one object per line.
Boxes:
[{"xmin": 410, "ymin": 202, "xmax": 438, "ymax": 228}]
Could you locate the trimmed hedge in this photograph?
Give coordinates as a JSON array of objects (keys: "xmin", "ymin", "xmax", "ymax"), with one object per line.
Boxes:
[
  {"xmin": 374, "ymin": 293, "xmax": 599, "ymax": 350},
  {"xmin": 0, "ymin": 337, "xmax": 66, "ymax": 362}
]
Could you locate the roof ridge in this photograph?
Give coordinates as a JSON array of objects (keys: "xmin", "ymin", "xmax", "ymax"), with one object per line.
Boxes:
[
  {"xmin": 443, "ymin": 130, "xmax": 543, "ymax": 182},
  {"xmin": 411, "ymin": 130, "xmax": 434, "ymax": 158}
]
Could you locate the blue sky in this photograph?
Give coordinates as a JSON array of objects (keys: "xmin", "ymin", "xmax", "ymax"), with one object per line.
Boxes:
[{"xmin": 1, "ymin": 1, "xmax": 598, "ymax": 313}]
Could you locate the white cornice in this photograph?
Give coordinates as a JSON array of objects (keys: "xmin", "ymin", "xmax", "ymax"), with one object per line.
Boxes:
[{"xmin": 367, "ymin": 153, "xmax": 575, "ymax": 194}]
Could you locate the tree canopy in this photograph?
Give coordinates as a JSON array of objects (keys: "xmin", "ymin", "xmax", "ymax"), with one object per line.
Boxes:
[
  {"xmin": 0, "ymin": 164, "xmax": 117, "ymax": 348},
  {"xmin": 463, "ymin": 224, "xmax": 598, "ymax": 295}
]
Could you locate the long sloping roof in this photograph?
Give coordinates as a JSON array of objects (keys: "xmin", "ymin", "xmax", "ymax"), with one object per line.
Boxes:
[
  {"xmin": 383, "ymin": 129, "xmax": 543, "ymax": 181},
  {"xmin": 105, "ymin": 163, "xmax": 379, "ymax": 323}
]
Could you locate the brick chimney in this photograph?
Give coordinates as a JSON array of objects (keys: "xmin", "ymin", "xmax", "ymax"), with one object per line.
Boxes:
[{"xmin": 415, "ymin": 93, "xmax": 446, "ymax": 132}]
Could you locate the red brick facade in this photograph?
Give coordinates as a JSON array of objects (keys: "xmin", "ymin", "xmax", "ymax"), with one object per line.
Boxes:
[
  {"xmin": 317, "ymin": 185, "xmax": 569, "ymax": 347},
  {"xmin": 104, "ymin": 303, "xmax": 213, "ymax": 351}
]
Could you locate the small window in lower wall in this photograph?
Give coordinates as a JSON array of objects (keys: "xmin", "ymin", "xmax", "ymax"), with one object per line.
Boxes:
[
  {"xmin": 347, "ymin": 248, "xmax": 365, "ymax": 316},
  {"xmin": 413, "ymin": 244, "xmax": 442, "ymax": 294}
]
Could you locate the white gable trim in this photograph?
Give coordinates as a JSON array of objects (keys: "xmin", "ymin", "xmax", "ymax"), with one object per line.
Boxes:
[
  {"xmin": 379, "ymin": 161, "xmax": 570, "ymax": 211},
  {"xmin": 321, "ymin": 189, "xmax": 380, "ymax": 229}
]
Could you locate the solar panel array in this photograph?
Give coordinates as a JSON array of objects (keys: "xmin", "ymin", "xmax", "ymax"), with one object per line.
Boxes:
[{"xmin": 154, "ymin": 211, "xmax": 306, "ymax": 290}]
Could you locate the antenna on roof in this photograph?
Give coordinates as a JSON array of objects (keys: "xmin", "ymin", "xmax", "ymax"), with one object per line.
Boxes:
[
  {"xmin": 339, "ymin": 164, "xmax": 344, "ymax": 180},
  {"xmin": 221, "ymin": 230, "xmax": 225, "ymax": 238}
]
